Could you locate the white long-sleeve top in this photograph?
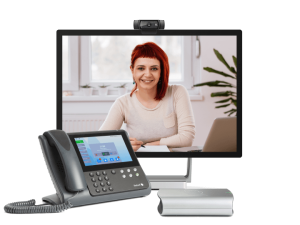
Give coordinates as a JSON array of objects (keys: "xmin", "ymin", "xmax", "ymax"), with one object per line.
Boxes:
[{"xmin": 99, "ymin": 84, "xmax": 196, "ymax": 148}]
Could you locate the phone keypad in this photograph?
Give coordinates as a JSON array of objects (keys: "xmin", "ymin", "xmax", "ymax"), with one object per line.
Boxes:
[
  {"xmin": 84, "ymin": 167, "xmax": 147, "ymax": 196},
  {"xmin": 88, "ymin": 170, "xmax": 116, "ymax": 193}
]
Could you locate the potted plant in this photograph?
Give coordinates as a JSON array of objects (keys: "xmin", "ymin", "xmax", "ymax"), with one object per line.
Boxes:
[
  {"xmin": 98, "ymin": 84, "xmax": 110, "ymax": 95},
  {"xmin": 80, "ymin": 84, "xmax": 94, "ymax": 96},
  {"xmin": 114, "ymin": 83, "xmax": 127, "ymax": 95},
  {"xmin": 193, "ymin": 49, "xmax": 237, "ymax": 116}
]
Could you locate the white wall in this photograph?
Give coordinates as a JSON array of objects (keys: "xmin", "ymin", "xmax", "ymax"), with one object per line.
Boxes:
[{"xmin": 192, "ymin": 36, "xmax": 237, "ymax": 145}]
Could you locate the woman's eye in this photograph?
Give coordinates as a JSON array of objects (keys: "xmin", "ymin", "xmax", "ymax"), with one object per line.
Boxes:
[{"xmin": 137, "ymin": 67, "xmax": 157, "ymax": 71}]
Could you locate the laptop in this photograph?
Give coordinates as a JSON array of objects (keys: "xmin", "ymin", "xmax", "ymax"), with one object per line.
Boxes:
[{"xmin": 172, "ymin": 117, "xmax": 237, "ymax": 152}]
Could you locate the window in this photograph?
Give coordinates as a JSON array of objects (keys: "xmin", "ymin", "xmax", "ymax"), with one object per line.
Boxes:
[
  {"xmin": 62, "ymin": 36, "xmax": 79, "ymax": 91},
  {"xmin": 62, "ymin": 36, "xmax": 69, "ymax": 81},
  {"xmin": 90, "ymin": 36, "xmax": 182, "ymax": 82},
  {"xmin": 80, "ymin": 36, "xmax": 200, "ymax": 92}
]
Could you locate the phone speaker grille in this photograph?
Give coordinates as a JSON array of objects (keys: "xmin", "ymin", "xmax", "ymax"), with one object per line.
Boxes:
[{"xmin": 55, "ymin": 156, "xmax": 66, "ymax": 177}]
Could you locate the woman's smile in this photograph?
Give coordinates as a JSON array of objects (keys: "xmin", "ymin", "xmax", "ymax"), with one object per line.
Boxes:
[{"xmin": 141, "ymin": 79, "xmax": 154, "ymax": 84}]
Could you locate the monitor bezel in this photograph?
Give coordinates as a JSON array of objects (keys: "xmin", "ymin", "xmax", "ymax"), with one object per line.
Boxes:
[{"xmin": 57, "ymin": 29, "xmax": 242, "ymax": 158}]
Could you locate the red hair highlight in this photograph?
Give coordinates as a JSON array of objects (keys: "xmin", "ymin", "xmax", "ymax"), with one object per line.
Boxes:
[{"xmin": 129, "ymin": 42, "xmax": 169, "ymax": 101}]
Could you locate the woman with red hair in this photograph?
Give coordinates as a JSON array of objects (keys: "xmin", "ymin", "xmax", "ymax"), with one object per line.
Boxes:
[{"xmin": 100, "ymin": 42, "xmax": 195, "ymax": 151}]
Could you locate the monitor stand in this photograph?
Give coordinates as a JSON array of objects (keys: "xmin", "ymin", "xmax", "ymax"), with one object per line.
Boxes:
[{"xmin": 147, "ymin": 158, "xmax": 192, "ymax": 190}]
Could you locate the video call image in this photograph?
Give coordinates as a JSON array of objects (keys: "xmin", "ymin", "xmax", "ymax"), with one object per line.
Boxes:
[{"xmin": 74, "ymin": 135, "xmax": 132, "ymax": 166}]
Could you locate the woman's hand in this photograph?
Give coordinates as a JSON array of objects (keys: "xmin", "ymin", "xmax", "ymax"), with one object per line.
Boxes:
[{"xmin": 129, "ymin": 137, "xmax": 144, "ymax": 152}]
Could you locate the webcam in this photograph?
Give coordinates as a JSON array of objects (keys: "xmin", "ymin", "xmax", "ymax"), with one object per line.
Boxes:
[{"xmin": 133, "ymin": 20, "xmax": 165, "ymax": 34}]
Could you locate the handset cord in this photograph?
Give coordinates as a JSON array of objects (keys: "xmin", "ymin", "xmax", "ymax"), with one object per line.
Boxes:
[{"xmin": 4, "ymin": 192, "xmax": 79, "ymax": 214}]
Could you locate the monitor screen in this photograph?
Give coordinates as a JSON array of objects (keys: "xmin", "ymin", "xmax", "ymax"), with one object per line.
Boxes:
[{"xmin": 58, "ymin": 30, "xmax": 242, "ymax": 157}]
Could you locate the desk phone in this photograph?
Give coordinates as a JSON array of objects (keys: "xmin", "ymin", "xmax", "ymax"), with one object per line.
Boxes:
[{"xmin": 4, "ymin": 130, "xmax": 151, "ymax": 214}]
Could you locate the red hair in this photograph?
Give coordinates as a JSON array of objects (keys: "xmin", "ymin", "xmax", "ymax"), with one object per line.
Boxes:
[{"xmin": 129, "ymin": 42, "xmax": 169, "ymax": 101}]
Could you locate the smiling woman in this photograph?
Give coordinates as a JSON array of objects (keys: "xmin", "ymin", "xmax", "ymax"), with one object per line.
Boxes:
[
  {"xmin": 131, "ymin": 58, "xmax": 161, "ymax": 109},
  {"xmin": 130, "ymin": 42, "xmax": 169, "ymax": 101},
  {"xmin": 99, "ymin": 42, "xmax": 196, "ymax": 151}
]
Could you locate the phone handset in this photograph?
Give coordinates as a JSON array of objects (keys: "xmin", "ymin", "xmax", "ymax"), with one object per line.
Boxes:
[
  {"xmin": 4, "ymin": 130, "xmax": 86, "ymax": 214},
  {"xmin": 43, "ymin": 130, "xmax": 86, "ymax": 192}
]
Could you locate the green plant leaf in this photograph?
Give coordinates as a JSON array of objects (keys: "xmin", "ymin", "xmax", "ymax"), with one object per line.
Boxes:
[
  {"xmin": 228, "ymin": 111, "xmax": 236, "ymax": 116},
  {"xmin": 225, "ymin": 108, "xmax": 236, "ymax": 113},
  {"xmin": 232, "ymin": 99, "xmax": 237, "ymax": 107},
  {"xmin": 213, "ymin": 49, "xmax": 236, "ymax": 74},
  {"xmin": 114, "ymin": 83, "xmax": 127, "ymax": 88},
  {"xmin": 214, "ymin": 49, "xmax": 230, "ymax": 68},
  {"xmin": 80, "ymin": 84, "xmax": 93, "ymax": 88},
  {"xmin": 215, "ymin": 98, "xmax": 233, "ymax": 104},
  {"xmin": 224, "ymin": 108, "xmax": 237, "ymax": 114},
  {"xmin": 203, "ymin": 67, "xmax": 236, "ymax": 79},
  {"xmin": 224, "ymin": 109, "xmax": 234, "ymax": 114},
  {"xmin": 232, "ymin": 56, "xmax": 237, "ymax": 69},
  {"xmin": 211, "ymin": 91, "xmax": 236, "ymax": 97},
  {"xmin": 229, "ymin": 67, "xmax": 236, "ymax": 74},
  {"xmin": 193, "ymin": 80, "xmax": 236, "ymax": 88},
  {"xmin": 215, "ymin": 104, "xmax": 231, "ymax": 108}
]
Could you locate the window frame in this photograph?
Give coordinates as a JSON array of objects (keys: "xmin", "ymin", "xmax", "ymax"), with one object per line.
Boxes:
[{"xmin": 62, "ymin": 36, "xmax": 79, "ymax": 91}]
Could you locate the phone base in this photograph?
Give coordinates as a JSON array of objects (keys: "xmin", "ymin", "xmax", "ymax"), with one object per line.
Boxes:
[{"xmin": 43, "ymin": 194, "xmax": 62, "ymax": 205}]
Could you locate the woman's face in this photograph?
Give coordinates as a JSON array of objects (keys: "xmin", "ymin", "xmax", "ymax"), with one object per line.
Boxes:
[{"xmin": 130, "ymin": 57, "xmax": 161, "ymax": 91}]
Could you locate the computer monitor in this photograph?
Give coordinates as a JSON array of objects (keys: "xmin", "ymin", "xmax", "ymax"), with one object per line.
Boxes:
[{"xmin": 58, "ymin": 29, "xmax": 242, "ymax": 188}]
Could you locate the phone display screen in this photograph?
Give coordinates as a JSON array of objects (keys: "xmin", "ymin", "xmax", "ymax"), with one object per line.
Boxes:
[{"xmin": 74, "ymin": 135, "xmax": 133, "ymax": 167}]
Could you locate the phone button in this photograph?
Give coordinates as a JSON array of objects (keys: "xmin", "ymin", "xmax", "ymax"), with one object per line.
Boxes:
[
  {"xmin": 122, "ymin": 175, "xmax": 126, "ymax": 178},
  {"xmin": 96, "ymin": 172, "xmax": 101, "ymax": 176},
  {"xmin": 102, "ymin": 171, "xmax": 107, "ymax": 175},
  {"xmin": 100, "ymin": 182, "xmax": 105, "ymax": 187},
  {"xmin": 96, "ymin": 189, "xmax": 100, "ymax": 193},
  {"xmin": 93, "ymin": 183, "xmax": 98, "ymax": 187},
  {"xmin": 98, "ymin": 177, "xmax": 102, "ymax": 181},
  {"xmin": 109, "ymin": 187, "xmax": 113, "ymax": 191},
  {"xmin": 127, "ymin": 169, "xmax": 130, "ymax": 172},
  {"xmin": 133, "ymin": 168, "xmax": 137, "ymax": 171},
  {"xmin": 106, "ymin": 181, "xmax": 111, "ymax": 186},
  {"xmin": 91, "ymin": 178, "xmax": 96, "ymax": 182},
  {"xmin": 136, "ymin": 173, "xmax": 139, "ymax": 177},
  {"xmin": 120, "ymin": 169, "xmax": 124, "ymax": 173},
  {"xmin": 102, "ymin": 187, "xmax": 107, "ymax": 192},
  {"xmin": 89, "ymin": 172, "xmax": 94, "ymax": 177},
  {"xmin": 129, "ymin": 174, "xmax": 132, "ymax": 177},
  {"xmin": 111, "ymin": 170, "xmax": 116, "ymax": 174},
  {"xmin": 104, "ymin": 176, "xmax": 109, "ymax": 181}
]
